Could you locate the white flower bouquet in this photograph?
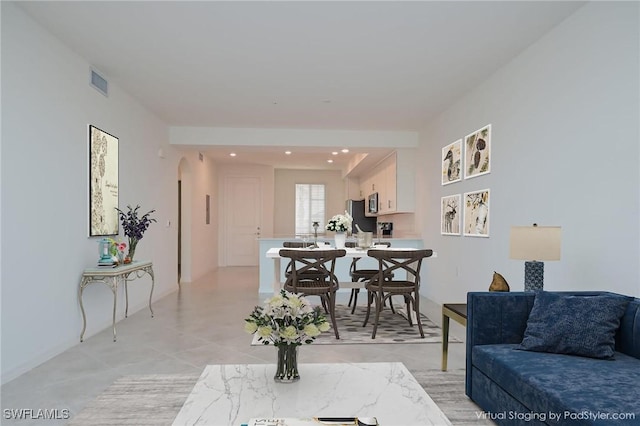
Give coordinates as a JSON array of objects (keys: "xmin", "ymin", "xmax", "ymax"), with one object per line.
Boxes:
[
  {"xmin": 325, "ymin": 211, "xmax": 353, "ymax": 233},
  {"xmin": 244, "ymin": 290, "xmax": 330, "ymax": 346}
]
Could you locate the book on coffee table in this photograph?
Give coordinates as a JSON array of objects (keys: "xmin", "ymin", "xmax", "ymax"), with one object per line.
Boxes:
[{"xmin": 245, "ymin": 417, "xmax": 378, "ymax": 426}]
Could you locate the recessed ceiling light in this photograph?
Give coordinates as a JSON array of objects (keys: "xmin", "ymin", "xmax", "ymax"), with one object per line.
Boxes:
[
  {"xmin": 327, "ymin": 159, "xmax": 333, "ymax": 163},
  {"xmin": 332, "ymin": 151, "xmax": 338, "ymax": 155},
  {"xmin": 229, "ymin": 153, "xmax": 236, "ymax": 157},
  {"xmin": 285, "ymin": 151, "xmax": 291, "ymax": 155},
  {"xmin": 341, "ymin": 149, "xmax": 349, "ymax": 153}
]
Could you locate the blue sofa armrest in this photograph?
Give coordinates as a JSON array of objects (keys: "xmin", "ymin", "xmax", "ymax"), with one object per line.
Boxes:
[{"xmin": 465, "ymin": 292, "xmax": 536, "ymax": 397}]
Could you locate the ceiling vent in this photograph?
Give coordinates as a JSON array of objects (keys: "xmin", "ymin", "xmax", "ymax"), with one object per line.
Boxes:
[{"xmin": 90, "ymin": 68, "xmax": 108, "ymax": 97}]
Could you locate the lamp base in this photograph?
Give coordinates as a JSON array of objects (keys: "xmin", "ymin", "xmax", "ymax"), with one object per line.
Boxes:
[{"xmin": 524, "ymin": 261, "xmax": 544, "ymax": 291}]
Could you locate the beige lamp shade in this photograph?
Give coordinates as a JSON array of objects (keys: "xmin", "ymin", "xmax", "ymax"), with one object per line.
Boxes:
[{"xmin": 509, "ymin": 226, "xmax": 561, "ymax": 261}]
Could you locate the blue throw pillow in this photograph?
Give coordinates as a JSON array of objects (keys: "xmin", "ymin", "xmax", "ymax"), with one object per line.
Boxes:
[{"xmin": 517, "ymin": 292, "xmax": 631, "ymax": 359}]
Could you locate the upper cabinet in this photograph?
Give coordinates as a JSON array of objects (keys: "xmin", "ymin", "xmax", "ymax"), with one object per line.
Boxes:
[
  {"xmin": 358, "ymin": 149, "xmax": 415, "ymax": 216},
  {"xmin": 345, "ymin": 177, "xmax": 363, "ymax": 200}
]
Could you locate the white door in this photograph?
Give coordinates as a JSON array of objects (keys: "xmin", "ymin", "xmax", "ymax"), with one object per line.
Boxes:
[{"xmin": 224, "ymin": 176, "xmax": 261, "ymax": 266}]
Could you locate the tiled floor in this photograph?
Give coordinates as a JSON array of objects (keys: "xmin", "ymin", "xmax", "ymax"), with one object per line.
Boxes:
[{"xmin": 0, "ymin": 266, "xmax": 467, "ymax": 425}]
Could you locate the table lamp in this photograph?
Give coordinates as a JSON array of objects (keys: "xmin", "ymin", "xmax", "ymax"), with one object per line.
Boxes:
[{"xmin": 509, "ymin": 224, "xmax": 561, "ymax": 291}]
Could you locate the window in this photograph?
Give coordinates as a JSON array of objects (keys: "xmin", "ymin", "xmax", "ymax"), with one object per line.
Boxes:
[{"xmin": 295, "ymin": 184, "xmax": 325, "ymax": 236}]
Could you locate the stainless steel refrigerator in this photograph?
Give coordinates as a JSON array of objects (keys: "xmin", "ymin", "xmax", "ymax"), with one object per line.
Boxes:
[{"xmin": 345, "ymin": 199, "xmax": 378, "ymax": 234}]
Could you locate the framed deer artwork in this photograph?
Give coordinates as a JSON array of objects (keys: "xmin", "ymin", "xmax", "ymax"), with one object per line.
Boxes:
[
  {"xmin": 463, "ymin": 189, "xmax": 490, "ymax": 237},
  {"xmin": 441, "ymin": 194, "xmax": 461, "ymax": 235},
  {"xmin": 442, "ymin": 139, "xmax": 462, "ymax": 185},
  {"xmin": 464, "ymin": 124, "xmax": 491, "ymax": 179}
]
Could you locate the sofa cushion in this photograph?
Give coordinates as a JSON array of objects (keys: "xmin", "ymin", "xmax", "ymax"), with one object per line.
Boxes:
[
  {"xmin": 473, "ymin": 344, "xmax": 640, "ymax": 424},
  {"xmin": 517, "ymin": 291, "xmax": 631, "ymax": 359}
]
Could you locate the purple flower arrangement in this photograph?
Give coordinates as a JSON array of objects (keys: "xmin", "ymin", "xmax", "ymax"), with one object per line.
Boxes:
[{"xmin": 115, "ymin": 205, "xmax": 156, "ymax": 260}]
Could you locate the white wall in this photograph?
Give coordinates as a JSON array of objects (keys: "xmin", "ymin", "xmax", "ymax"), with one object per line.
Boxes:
[
  {"xmin": 178, "ymin": 153, "xmax": 219, "ymax": 283},
  {"xmin": 417, "ymin": 2, "xmax": 640, "ymax": 304},
  {"xmin": 1, "ymin": 3, "xmax": 180, "ymax": 383},
  {"xmin": 274, "ymin": 169, "xmax": 346, "ymax": 237}
]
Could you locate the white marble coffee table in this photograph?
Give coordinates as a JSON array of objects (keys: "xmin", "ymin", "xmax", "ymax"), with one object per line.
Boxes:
[{"xmin": 172, "ymin": 362, "xmax": 451, "ymax": 426}]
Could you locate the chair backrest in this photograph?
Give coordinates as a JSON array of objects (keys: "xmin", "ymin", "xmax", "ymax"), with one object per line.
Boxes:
[
  {"xmin": 279, "ymin": 249, "xmax": 346, "ymax": 292},
  {"xmin": 367, "ymin": 249, "xmax": 433, "ymax": 287},
  {"xmin": 349, "ymin": 241, "xmax": 391, "ymax": 271},
  {"xmin": 283, "ymin": 241, "xmax": 315, "ymax": 248}
]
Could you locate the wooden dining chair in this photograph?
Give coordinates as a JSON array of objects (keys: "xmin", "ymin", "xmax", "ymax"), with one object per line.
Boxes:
[
  {"xmin": 363, "ymin": 249, "xmax": 434, "ymax": 339},
  {"xmin": 282, "ymin": 241, "xmax": 319, "ymax": 276},
  {"xmin": 279, "ymin": 249, "xmax": 346, "ymax": 339},
  {"xmin": 345, "ymin": 241, "xmax": 393, "ymax": 314}
]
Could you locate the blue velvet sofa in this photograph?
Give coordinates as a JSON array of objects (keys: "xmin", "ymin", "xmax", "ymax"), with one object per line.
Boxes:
[{"xmin": 466, "ymin": 291, "xmax": 640, "ymax": 426}]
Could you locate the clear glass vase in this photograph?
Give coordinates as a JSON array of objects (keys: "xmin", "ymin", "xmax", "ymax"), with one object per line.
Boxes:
[
  {"xmin": 128, "ymin": 238, "xmax": 138, "ymax": 261},
  {"xmin": 274, "ymin": 344, "xmax": 300, "ymax": 383}
]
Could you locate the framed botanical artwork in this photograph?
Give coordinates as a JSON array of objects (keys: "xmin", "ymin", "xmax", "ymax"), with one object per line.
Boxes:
[
  {"xmin": 463, "ymin": 189, "xmax": 490, "ymax": 237},
  {"xmin": 441, "ymin": 194, "xmax": 461, "ymax": 235},
  {"xmin": 441, "ymin": 139, "xmax": 462, "ymax": 185},
  {"xmin": 464, "ymin": 124, "xmax": 491, "ymax": 179},
  {"xmin": 89, "ymin": 125, "xmax": 119, "ymax": 236}
]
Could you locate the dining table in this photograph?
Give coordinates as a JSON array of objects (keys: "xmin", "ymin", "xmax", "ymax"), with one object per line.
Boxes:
[{"xmin": 265, "ymin": 246, "xmax": 435, "ymax": 294}]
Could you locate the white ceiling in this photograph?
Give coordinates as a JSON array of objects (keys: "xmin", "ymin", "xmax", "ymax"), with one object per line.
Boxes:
[{"xmin": 16, "ymin": 1, "xmax": 584, "ymax": 170}]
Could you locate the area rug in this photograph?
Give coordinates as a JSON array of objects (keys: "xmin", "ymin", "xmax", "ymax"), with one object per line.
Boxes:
[
  {"xmin": 68, "ymin": 370, "xmax": 493, "ymax": 425},
  {"xmin": 251, "ymin": 304, "xmax": 461, "ymax": 345}
]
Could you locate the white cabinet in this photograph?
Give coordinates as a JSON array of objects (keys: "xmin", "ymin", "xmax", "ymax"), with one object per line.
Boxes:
[
  {"xmin": 376, "ymin": 150, "xmax": 415, "ymax": 215},
  {"xmin": 355, "ymin": 149, "xmax": 415, "ymax": 216},
  {"xmin": 360, "ymin": 174, "xmax": 374, "ymax": 199},
  {"xmin": 379, "ymin": 154, "xmax": 396, "ymax": 214},
  {"xmin": 346, "ymin": 177, "xmax": 363, "ymax": 200}
]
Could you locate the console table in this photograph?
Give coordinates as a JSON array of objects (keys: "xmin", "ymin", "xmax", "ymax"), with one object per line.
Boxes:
[{"xmin": 79, "ymin": 260, "xmax": 154, "ymax": 342}]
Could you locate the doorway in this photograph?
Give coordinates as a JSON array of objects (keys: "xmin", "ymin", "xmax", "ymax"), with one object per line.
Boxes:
[{"xmin": 222, "ymin": 176, "xmax": 262, "ymax": 266}]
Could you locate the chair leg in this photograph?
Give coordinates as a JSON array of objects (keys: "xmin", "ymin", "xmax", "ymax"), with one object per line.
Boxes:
[
  {"xmin": 347, "ymin": 288, "xmax": 355, "ymax": 307},
  {"xmin": 413, "ymin": 293, "xmax": 424, "ymax": 338},
  {"xmin": 328, "ymin": 292, "xmax": 340, "ymax": 339},
  {"xmin": 404, "ymin": 295, "xmax": 412, "ymax": 326},
  {"xmin": 350, "ymin": 289, "xmax": 360, "ymax": 314},
  {"xmin": 362, "ymin": 290, "xmax": 373, "ymax": 327},
  {"xmin": 320, "ymin": 296, "xmax": 328, "ymax": 313},
  {"xmin": 371, "ymin": 292, "xmax": 383, "ymax": 339}
]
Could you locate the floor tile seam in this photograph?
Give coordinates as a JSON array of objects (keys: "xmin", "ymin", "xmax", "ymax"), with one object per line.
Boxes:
[
  {"xmin": 77, "ymin": 335, "xmax": 169, "ymax": 355},
  {"xmin": 0, "ymin": 365, "xmax": 122, "ymax": 401},
  {"xmin": 155, "ymin": 351, "xmax": 222, "ymax": 371},
  {"xmin": 144, "ymin": 337, "xmax": 224, "ymax": 356},
  {"xmin": 1, "ymin": 350, "xmax": 117, "ymax": 394}
]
